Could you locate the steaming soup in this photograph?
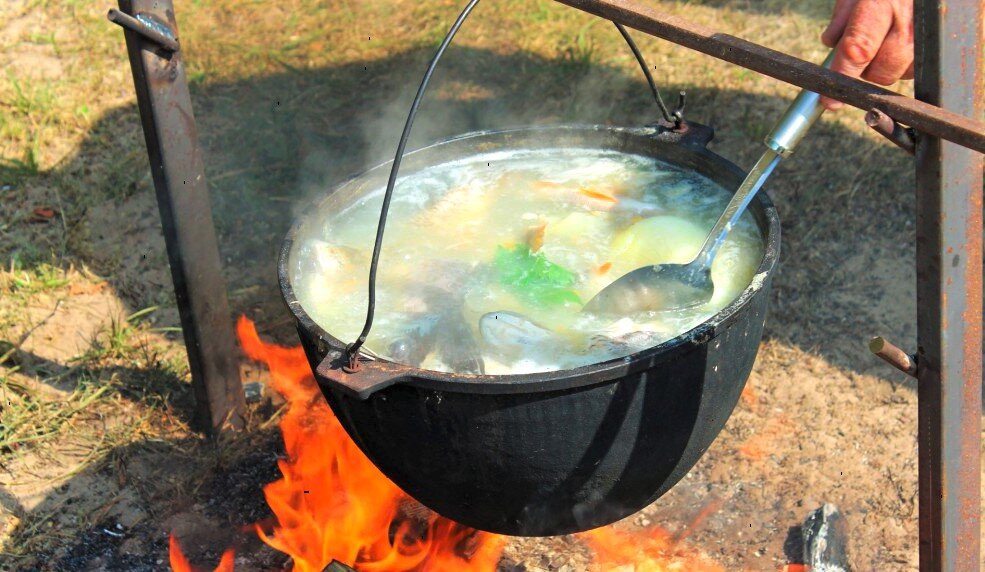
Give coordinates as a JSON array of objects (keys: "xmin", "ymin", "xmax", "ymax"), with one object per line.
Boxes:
[{"xmin": 289, "ymin": 148, "xmax": 765, "ymax": 375}]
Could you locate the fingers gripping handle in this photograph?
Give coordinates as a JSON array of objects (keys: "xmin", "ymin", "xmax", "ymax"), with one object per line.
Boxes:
[{"xmin": 764, "ymin": 50, "xmax": 836, "ymax": 157}]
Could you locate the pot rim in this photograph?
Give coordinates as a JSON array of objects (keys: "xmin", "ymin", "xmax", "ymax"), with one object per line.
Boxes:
[{"xmin": 278, "ymin": 124, "xmax": 780, "ymax": 393}]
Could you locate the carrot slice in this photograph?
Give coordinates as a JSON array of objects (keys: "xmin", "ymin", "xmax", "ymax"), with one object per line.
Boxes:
[
  {"xmin": 526, "ymin": 223, "xmax": 547, "ymax": 252},
  {"xmin": 579, "ymin": 188, "xmax": 618, "ymax": 203},
  {"xmin": 532, "ymin": 180, "xmax": 562, "ymax": 191}
]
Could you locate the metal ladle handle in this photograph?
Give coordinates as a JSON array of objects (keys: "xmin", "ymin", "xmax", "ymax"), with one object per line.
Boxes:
[
  {"xmin": 693, "ymin": 50, "xmax": 834, "ymax": 268},
  {"xmin": 764, "ymin": 50, "xmax": 836, "ymax": 157},
  {"xmin": 344, "ymin": 0, "xmax": 681, "ymax": 364}
]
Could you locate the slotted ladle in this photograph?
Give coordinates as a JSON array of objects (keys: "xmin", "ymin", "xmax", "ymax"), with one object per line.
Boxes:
[{"xmin": 585, "ymin": 50, "xmax": 835, "ymax": 316}]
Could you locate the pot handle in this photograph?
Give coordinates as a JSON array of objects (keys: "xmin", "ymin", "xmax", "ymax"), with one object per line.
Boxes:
[
  {"xmin": 648, "ymin": 119, "xmax": 716, "ymax": 149},
  {"xmin": 342, "ymin": 0, "xmax": 685, "ymax": 365},
  {"xmin": 315, "ymin": 352, "xmax": 415, "ymax": 400}
]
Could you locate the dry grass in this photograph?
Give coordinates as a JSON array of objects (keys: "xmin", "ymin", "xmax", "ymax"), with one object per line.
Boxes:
[{"xmin": 0, "ymin": 0, "xmax": 926, "ymax": 569}]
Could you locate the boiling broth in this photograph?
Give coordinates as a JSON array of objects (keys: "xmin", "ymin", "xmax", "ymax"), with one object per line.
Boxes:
[{"xmin": 290, "ymin": 148, "xmax": 765, "ymax": 374}]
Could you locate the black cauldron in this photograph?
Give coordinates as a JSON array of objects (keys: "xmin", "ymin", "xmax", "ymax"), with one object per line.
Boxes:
[{"xmin": 279, "ymin": 123, "xmax": 780, "ymax": 536}]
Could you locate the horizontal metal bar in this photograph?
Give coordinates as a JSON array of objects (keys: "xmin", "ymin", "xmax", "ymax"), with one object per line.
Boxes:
[
  {"xmin": 107, "ymin": 8, "xmax": 179, "ymax": 52},
  {"xmin": 553, "ymin": 0, "xmax": 985, "ymax": 155}
]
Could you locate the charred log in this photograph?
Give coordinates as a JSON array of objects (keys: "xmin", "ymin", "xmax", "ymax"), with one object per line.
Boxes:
[
  {"xmin": 802, "ymin": 503, "xmax": 851, "ymax": 572},
  {"xmin": 323, "ymin": 561, "xmax": 356, "ymax": 572}
]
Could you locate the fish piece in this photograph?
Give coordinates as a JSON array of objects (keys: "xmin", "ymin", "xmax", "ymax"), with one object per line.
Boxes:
[
  {"xmin": 389, "ymin": 274, "xmax": 486, "ymax": 373},
  {"xmin": 435, "ymin": 309, "xmax": 485, "ymax": 374},
  {"xmin": 615, "ymin": 330, "xmax": 665, "ymax": 348},
  {"xmin": 307, "ymin": 241, "xmax": 362, "ymax": 274},
  {"xmin": 479, "ymin": 311, "xmax": 562, "ymax": 362},
  {"xmin": 610, "ymin": 197, "xmax": 667, "ymax": 215},
  {"xmin": 481, "ymin": 311, "xmax": 666, "ymax": 367},
  {"xmin": 539, "ymin": 212, "xmax": 611, "ymax": 273},
  {"xmin": 532, "ymin": 181, "xmax": 662, "ymax": 215},
  {"xmin": 386, "ymin": 314, "xmax": 441, "ymax": 366},
  {"xmin": 585, "ymin": 335, "xmax": 632, "ymax": 356},
  {"xmin": 410, "ymin": 260, "xmax": 476, "ymax": 294},
  {"xmin": 411, "ymin": 183, "xmax": 492, "ymax": 254},
  {"xmin": 585, "ymin": 330, "xmax": 664, "ymax": 358}
]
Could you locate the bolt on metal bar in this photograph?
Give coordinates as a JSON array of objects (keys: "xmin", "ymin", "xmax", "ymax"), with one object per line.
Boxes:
[
  {"xmin": 552, "ymin": 0, "xmax": 985, "ymax": 155},
  {"xmin": 914, "ymin": 0, "xmax": 983, "ymax": 568},
  {"xmin": 114, "ymin": 0, "xmax": 246, "ymax": 434}
]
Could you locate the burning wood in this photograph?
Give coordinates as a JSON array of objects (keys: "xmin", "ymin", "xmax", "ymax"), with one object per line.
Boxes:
[
  {"xmin": 323, "ymin": 562, "xmax": 356, "ymax": 572},
  {"xmin": 802, "ymin": 504, "xmax": 851, "ymax": 572}
]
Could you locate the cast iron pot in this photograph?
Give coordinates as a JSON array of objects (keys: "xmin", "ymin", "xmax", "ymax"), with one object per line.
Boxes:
[{"xmin": 279, "ymin": 123, "xmax": 780, "ymax": 537}]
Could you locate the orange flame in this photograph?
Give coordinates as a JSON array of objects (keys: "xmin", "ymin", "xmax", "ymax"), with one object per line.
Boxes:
[
  {"xmin": 170, "ymin": 317, "xmax": 729, "ymax": 571},
  {"xmin": 737, "ymin": 415, "xmax": 794, "ymax": 461},
  {"xmin": 169, "ymin": 535, "xmax": 235, "ymax": 572},
  {"xmin": 579, "ymin": 526, "xmax": 725, "ymax": 572},
  {"xmin": 236, "ymin": 317, "xmax": 505, "ymax": 572}
]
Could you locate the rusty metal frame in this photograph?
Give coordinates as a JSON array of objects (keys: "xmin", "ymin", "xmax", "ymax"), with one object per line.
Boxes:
[
  {"xmin": 913, "ymin": 0, "xmax": 983, "ymax": 569},
  {"xmin": 552, "ymin": 0, "xmax": 983, "ymax": 569},
  {"xmin": 554, "ymin": 0, "xmax": 985, "ymax": 153},
  {"xmin": 112, "ymin": 0, "xmax": 246, "ymax": 435}
]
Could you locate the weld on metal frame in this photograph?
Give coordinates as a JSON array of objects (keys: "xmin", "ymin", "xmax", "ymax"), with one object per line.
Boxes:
[
  {"xmin": 551, "ymin": 0, "xmax": 983, "ymax": 569},
  {"xmin": 112, "ymin": 0, "xmax": 246, "ymax": 435}
]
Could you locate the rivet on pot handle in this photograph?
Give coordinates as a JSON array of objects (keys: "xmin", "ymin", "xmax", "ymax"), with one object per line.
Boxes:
[{"xmin": 316, "ymin": 351, "xmax": 415, "ymax": 400}]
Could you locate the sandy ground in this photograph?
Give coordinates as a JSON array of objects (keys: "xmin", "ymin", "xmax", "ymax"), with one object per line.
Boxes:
[{"xmin": 1, "ymin": 0, "xmax": 981, "ymax": 570}]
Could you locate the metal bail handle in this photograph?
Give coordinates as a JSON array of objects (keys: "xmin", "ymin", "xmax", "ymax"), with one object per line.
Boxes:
[
  {"xmin": 344, "ymin": 0, "xmax": 681, "ymax": 363},
  {"xmin": 343, "ymin": 0, "xmax": 483, "ymax": 361}
]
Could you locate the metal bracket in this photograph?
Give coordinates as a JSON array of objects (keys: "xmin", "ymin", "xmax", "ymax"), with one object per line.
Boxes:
[
  {"xmin": 869, "ymin": 336, "xmax": 918, "ymax": 377},
  {"xmin": 865, "ymin": 109, "xmax": 916, "ymax": 155}
]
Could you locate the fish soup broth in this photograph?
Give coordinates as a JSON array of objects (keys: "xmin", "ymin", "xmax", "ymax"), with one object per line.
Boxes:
[{"xmin": 290, "ymin": 148, "xmax": 764, "ymax": 375}]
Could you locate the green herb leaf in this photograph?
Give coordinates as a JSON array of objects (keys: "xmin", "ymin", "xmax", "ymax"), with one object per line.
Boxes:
[{"xmin": 493, "ymin": 244, "xmax": 582, "ymax": 307}]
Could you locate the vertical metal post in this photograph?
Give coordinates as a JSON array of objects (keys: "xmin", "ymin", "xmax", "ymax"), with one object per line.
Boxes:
[
  {"xmin": 115, "ymin": 0, "xmax": 246, "ymax": 434},
  {"xmin": 914, "ymin": 0, "xmax": 983, "ymax": 568}
]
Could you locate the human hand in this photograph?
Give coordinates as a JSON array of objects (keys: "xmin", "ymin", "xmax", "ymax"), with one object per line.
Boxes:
[{"xmin": 820, "ymin": 0, "xmax": 914, "ymax": 109}]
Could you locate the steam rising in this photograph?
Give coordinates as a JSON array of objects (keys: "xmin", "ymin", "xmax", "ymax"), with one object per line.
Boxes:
[{"xmin": 291, "ymin": 15, "xmax": 665, "ymax": 215}]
